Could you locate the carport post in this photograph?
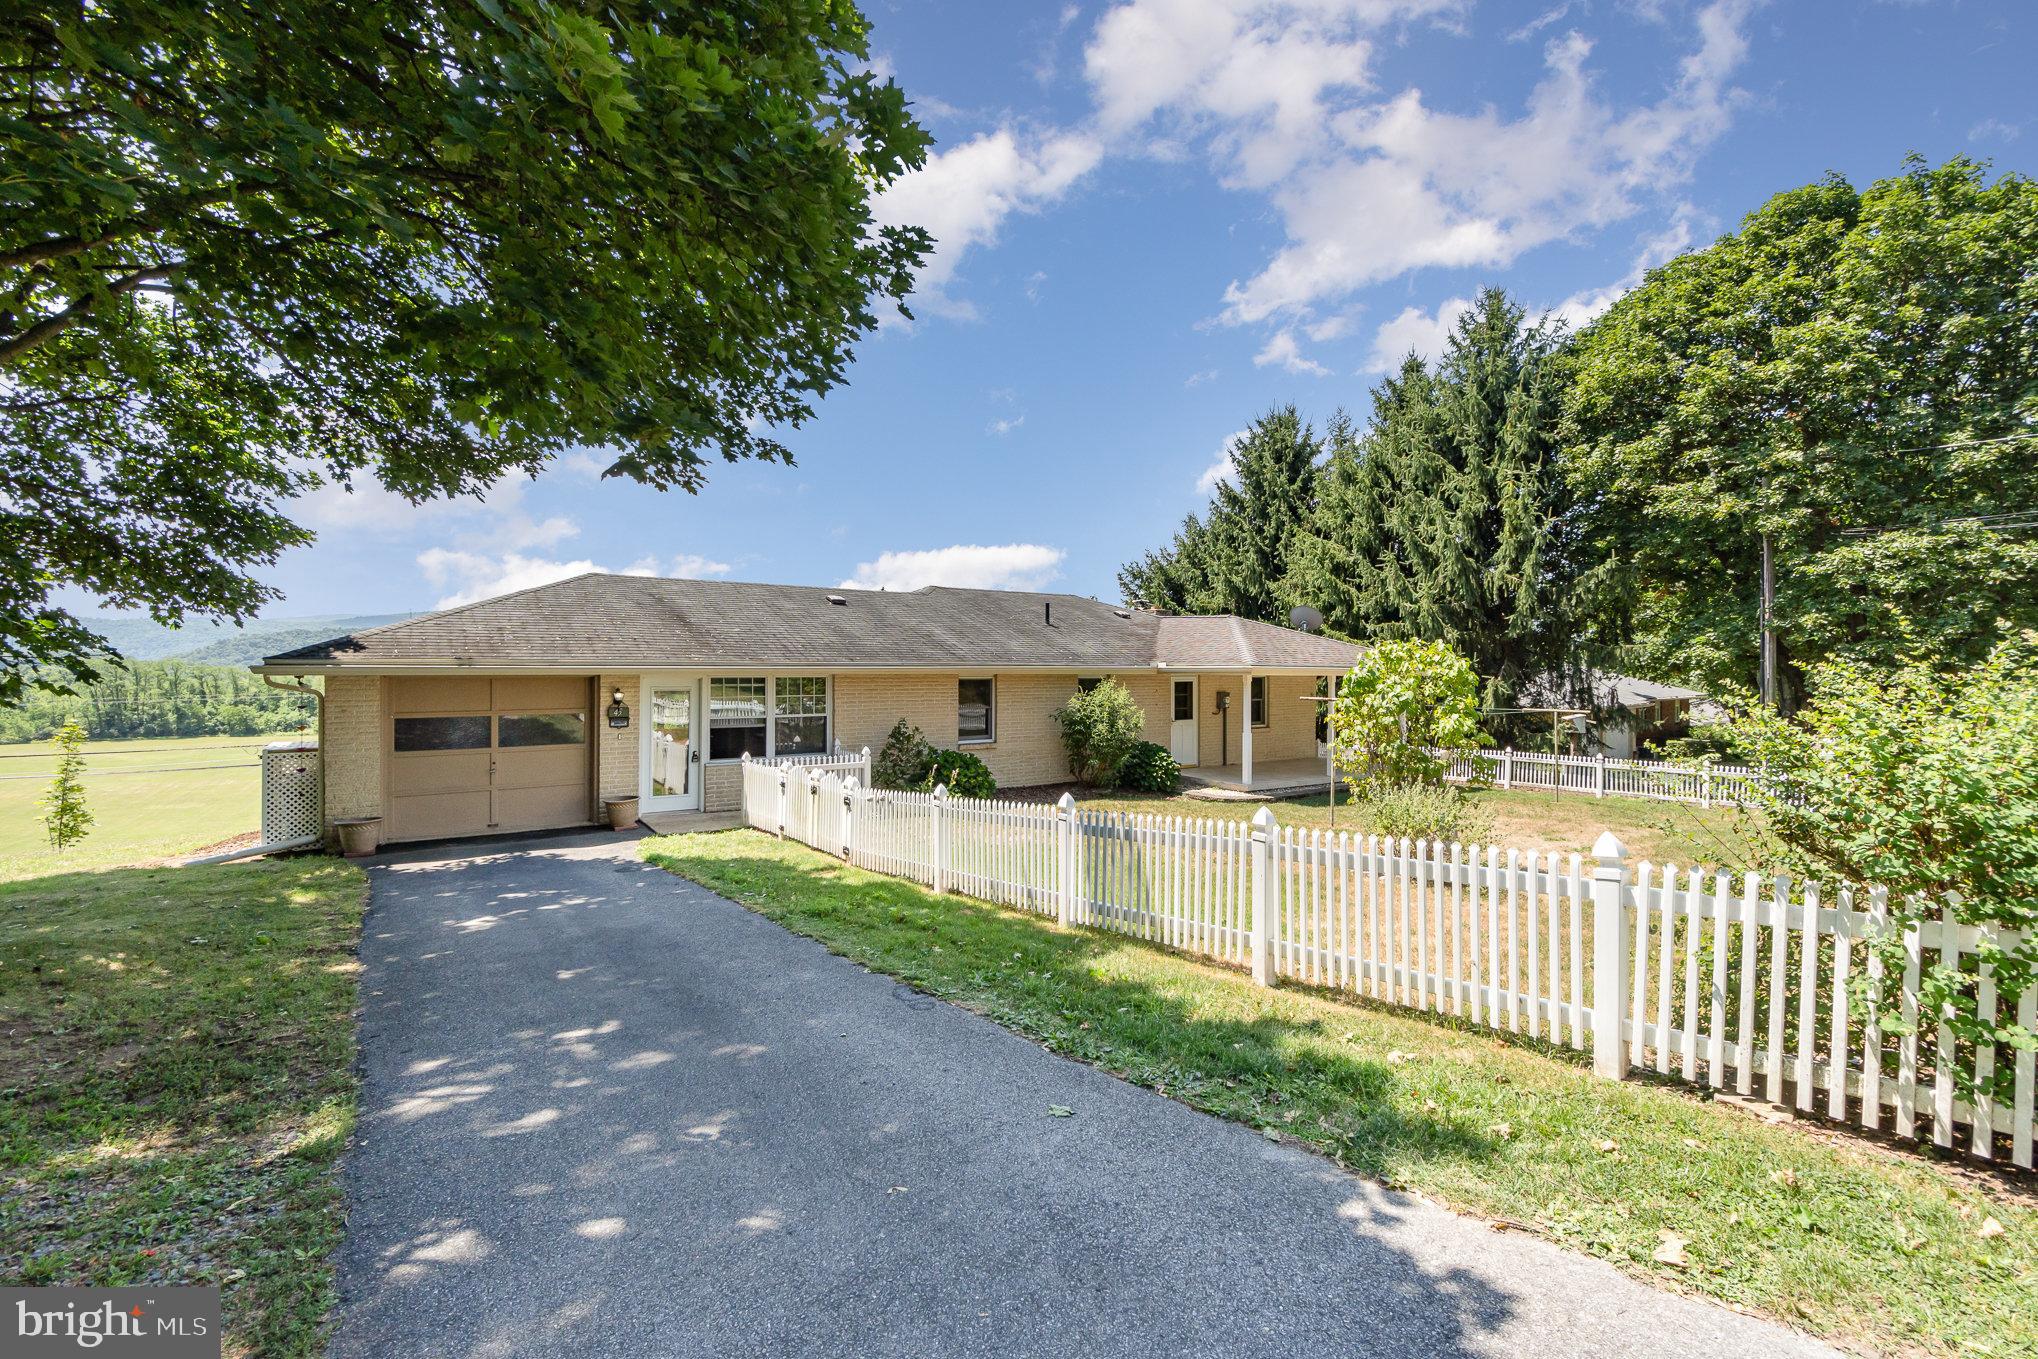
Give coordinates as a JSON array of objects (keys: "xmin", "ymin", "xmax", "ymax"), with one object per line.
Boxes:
[
  {"xmin": 1249, "ymin": 805, "xmax": 1276, "ymax": 986},
  {"xmin": 931, "ymin": 783, "xmax": 949, "ymax": 894},
  {"xmin": 1054, "ymin": 792, "xmax": 1078, "ymax": 926}
]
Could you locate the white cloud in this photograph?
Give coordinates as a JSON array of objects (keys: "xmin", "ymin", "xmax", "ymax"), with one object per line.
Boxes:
[
  {"xmin": 1108, "ymin": 0, "xmax": 1761, "ymax": 325},
  {"xmin": 498, "ymin": 514, "xmax": 579, "ymax": 550},
  {"xmin": 1969, "ymin": 116, "xmax": 2022, "ymax": 143},
  {"xmin": 293, "ymin": 474, "xmax": 526, "ymax": 534},
  {"xmin": 838, "ymin": 544, "xmax": 1067, "ymax": 592},
  {"xmin": 1197, "ymin": 428, "xmax": 1250, "ymax": 493},
  {"xmin": 555, "ymin": 449, "xmax": 612, "ymax": 480},
  {"xmin": 1184, "ymin": 368, "xmax": 1220, "ymax": 387},
  {"xmin": 1547, "ymin": 207, "xmax": 1698, "ymax": 330},
  {"xmin": 989, "ymin": 414, "xmax": 1027, "ymax": 435},
  {"xmin": 1253, "ymin": 330, "xmax": 1332, "ymax": 376},
  {"xmin": 418, "ymin": 550, "xmax": 657, "ymax": 610},
  {"xmin": 871, "ymin": 128, "xmax": 1103, "ymax": 316},
  {"xmin": 1363, "ymin": 295, "xmax": 1472, "ymax": 372},
  {"xmin": 670, "ymin": 553, "xmax": 733, "ymax": 579}
]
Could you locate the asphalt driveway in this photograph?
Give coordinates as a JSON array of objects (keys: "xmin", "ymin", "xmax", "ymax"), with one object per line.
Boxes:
[{"xmin": 331, "ymin": 831, "xmax": 1837, "ymax": 1359}]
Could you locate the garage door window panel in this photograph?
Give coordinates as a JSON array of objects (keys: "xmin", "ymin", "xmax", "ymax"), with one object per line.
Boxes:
[
  {"xmin": 394, "ymin": 716, "xmax": 490, "ymax": 751},
  {"xmin": 498, "ymin": 712, "xmax": 587, "ymax": 747}
]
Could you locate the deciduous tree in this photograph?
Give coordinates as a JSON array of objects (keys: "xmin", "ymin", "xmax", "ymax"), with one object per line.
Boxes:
[
  {"xmin": 1563, "ymin": 157, "xmax": 2038, "ymax": 704},
  {"xmin": 1, "ymin": 1, "xmax": 932, "ymax": 702}
]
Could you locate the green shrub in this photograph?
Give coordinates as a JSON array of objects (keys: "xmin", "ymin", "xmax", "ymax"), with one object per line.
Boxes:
[
  {"xmin": 1052, "ymin": 678, "xmax": 1145, "ymax": 786},
  {"xmin": 924, "ymin": 749, "xmax": 996, "ymax": 799},
  {"xmin": 1729, "ymin": 635, "xmax": 2038, "ymax": 1096},
  {"xmin": 1119, "ymin": 740, "xmax": 1179, "ymax": 793},
  {"xmin": 1327, "ymin": 639, "xmax": 1488, "ymax": 796},
  {"xmin": 872, "ymin": 719, "xmax": 936, "ymax": 790},
  {"xmin": 1352, "ymin": 781, "xmax": 1493, "ymax": 844}
]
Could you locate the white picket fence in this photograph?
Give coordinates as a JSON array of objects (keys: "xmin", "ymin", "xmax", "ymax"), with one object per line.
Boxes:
[
  {"xmin": 738, "ymin": 761, "xmax": 2034, "ymax": 1168},
  {"xmin": 1436, "ymin": 747, "xmax": 1762, "ymax": 806}
]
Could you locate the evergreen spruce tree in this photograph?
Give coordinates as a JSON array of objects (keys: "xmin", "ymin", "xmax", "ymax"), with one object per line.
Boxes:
[
  {"xmin": 1284, "ymin": 288, "xmax": 1580, "ymax": 708},
  {"xmin": 1117, "ymin": 406, "xmax": 1320, "ymax": 622},
  {"xmin": 40, "ymin": 719, "xmax": 93, "ymax": 851}
]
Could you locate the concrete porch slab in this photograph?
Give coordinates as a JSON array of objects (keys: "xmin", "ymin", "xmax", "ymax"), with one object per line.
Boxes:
[{"xmin": 639, "ymin": 809, "xmax": 747, "ymax": 835}]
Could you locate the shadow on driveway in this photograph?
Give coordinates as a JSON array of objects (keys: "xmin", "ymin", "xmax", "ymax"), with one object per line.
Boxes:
[{"xmin": 331, "ymin": 831, "xmax": 1832, "ymax": 1359}]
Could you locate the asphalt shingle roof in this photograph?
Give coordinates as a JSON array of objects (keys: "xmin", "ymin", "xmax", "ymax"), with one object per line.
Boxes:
[{"xmin": 259, "ymin": 573, "xmax": 1360, "ymax": 673}]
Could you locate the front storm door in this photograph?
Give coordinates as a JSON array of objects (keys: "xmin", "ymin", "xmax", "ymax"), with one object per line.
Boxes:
[
  {"xmin": 644, "ymin": 681, "xmax": 701, "ymax": 811},
  {"xmin": 1169, "ymin": 677, "xmax": 1199, "ymax": 766}
]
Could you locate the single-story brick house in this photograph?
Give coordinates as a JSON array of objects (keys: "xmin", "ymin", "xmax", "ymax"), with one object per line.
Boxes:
[{"xmin": 253, "ymin": 572, "xmax": 1360, "ymax": 846}]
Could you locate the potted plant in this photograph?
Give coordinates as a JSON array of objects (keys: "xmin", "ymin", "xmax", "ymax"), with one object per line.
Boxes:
[
  {"xmin": 332, "ymin": 816, "xmax": 381, "ymax": 857},
  {"xmin": 603, "ymin": 796, "xmax": 640, "ymax": 831}
]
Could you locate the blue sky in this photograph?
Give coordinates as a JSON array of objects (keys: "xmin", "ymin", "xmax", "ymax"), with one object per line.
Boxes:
[{"xmin": 264, "ymin": 0, "xmax": 2033, "ymax": 617}]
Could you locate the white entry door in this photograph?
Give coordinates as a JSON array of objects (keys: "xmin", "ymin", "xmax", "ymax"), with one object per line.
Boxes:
[
  {"xmin": 642, "ymin": 678, "xmax": 701, "ymax": 812},
  {"xmin": 1169, "ymin": 677, "xmax": 1199, "ymax": 766}
]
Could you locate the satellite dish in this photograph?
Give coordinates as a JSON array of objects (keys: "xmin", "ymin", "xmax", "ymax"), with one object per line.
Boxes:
[{"xmin": 1289, "ymin": 605, "xmax": 1325, "ymax": 634}]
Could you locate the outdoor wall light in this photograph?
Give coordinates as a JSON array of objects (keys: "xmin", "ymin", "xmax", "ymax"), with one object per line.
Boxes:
[{"xmin": 606, "ymin": 688, "xmax": 630, "ymax": 729}]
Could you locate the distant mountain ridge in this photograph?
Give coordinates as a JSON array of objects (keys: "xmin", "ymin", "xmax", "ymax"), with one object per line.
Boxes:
[{"xmin": 81, "ymin": 613, "xmax": 415, "ymax": 668}]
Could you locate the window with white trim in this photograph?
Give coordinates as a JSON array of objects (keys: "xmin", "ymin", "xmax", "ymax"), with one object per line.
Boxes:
[
  {"xmin": 708, "ymin": 676, "xmax": 831, "ymax": 760},
  {"xmin": 773, "ymin": 676, "xmax": 830, "ymax": 755},
  {"xmin": 1250, "ymin": 675, "xmax": 1269, "ymax": 728},
  {"xmin": 709, "ymin": 677, "xmax": 767, "ymax": 760},
  {"xmin": 958, "ymin": 677, "xmax": 995, "ymax": 744}
]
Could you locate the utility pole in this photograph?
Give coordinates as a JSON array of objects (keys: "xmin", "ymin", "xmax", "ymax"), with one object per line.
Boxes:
[{"xmin": 1759, "ymin": 532, "xmax": 1779, "ymax": 712}]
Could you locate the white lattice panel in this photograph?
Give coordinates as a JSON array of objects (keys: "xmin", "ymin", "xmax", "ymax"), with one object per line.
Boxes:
[{"xmin": 262, "ymin": 741, "xmax": 322, "ymax": 843}]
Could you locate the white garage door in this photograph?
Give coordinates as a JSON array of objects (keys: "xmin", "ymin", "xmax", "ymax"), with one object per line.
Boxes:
[{"xmin": 387, "ymin": 677, "xmax": 593, "ymax": 843}]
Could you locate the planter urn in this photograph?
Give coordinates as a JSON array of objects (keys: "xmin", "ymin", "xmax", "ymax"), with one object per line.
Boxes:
[
  {"xmin": 332, "ymin": 816, "xmax": 381, "ymax": 858},
  {"xmin": 603, "ymin": 797, "xmax": 640, "ymax": 831}
]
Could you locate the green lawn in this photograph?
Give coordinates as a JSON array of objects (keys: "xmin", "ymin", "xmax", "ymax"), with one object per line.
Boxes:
[
  {"xmin": 0, "ymin": 856, "xmax": 365, "ymax": 1359},
  {"xmin": 0, "ymin": 735, "xmax": 276, "ymax": 881},
  {"xmin": 1077, "ymin": 785, "xmax": 1758, "ymax": 869},
  {"xmin": 644, "ymin": 829, "xmax": 2036, "ymax": 1358}
]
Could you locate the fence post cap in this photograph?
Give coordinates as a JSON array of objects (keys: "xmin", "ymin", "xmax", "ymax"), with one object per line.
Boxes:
[
  {"xmin": 932, "ymin": 782, "xmax": 948, "ymax": 799},
  {"xmin": 1591, "ymin": 830, "xmax": 1627, "ymax": 867},
  {"xmin": 1055, "ymin": 791, "xmax": 1077, "ymax": 813},
  {"xmin": 1249, "ymin": 805, "xmax": 1277, "ymax": 833}
]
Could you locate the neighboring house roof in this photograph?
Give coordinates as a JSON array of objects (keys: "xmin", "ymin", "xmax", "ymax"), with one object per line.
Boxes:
[
  {"xmin": 255, "ymin": 573, "xmax": 1361, "ymax": 674},
  {"xmin": 1519, "ymin": 669, "xmax": 1711, "ymax": 712}
]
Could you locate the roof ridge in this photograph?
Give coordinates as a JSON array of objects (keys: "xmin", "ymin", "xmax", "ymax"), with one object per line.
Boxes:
[
  {"xmin": 1228, "ymin": 615, "xmax": 1253, "ymax": 667},
  {"xmin": 342, "ymin": 570, "xmax": 611, "ymax": 642}
]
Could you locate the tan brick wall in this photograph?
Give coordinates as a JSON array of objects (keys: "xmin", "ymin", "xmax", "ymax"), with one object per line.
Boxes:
[
  {"xmin": 321, "ymin": 674, "xmax": 385, "ymax": 824},
  {"xmin": 831, "ymin": 670, "xmax": 1174, "ymax": 790},
  {"xmin": 1194, "ymin": 671, "xmax": 1328, "ymax": 769},
  {"xmin": 596, "ymin": 673, "xmax": 641, "ymax": 801},
  {"xmin": 707, "ymin": 770, "xmax": 732, "ymax": 815}
]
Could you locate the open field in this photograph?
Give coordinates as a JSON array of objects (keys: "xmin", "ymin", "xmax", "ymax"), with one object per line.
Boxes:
[
  {"xmin": 644, "ymin": 829, "xmax": 2038, "ymax": 1358},
  {"xmin": 0, "ymin": 857, "xmax": 367, "ymax": 1357},
  {"xmin": 1074, "ymin": 786, "xmax": 1758, "ymax": 869},
  {"xmin": 0, "ymin": 735, "xmax": 276, "ymax": 880}
]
